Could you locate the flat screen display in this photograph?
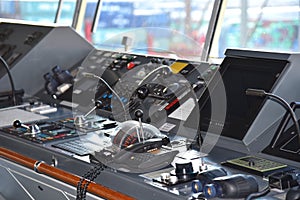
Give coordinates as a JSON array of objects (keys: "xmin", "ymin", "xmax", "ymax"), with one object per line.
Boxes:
[{"xmin": 199, "ymin": 55, "xmax": 288, "ymax": 140}]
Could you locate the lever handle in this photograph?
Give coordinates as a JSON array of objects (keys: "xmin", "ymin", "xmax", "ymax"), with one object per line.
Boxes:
[
  {"xmin": 13, "ymin": 120, "xmax": 29, "ymax": 129},
  {"xmin": 13, "ymin": 120, "xmax": 40, "ymax": 135},
  {"xmin": 134, "ymin": 109, "xmax": 143, "ymax": 119}
]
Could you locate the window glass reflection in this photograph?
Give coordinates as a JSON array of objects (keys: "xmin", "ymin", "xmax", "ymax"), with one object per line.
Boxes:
[
  {"xmin": 84, "ymin": 0, "xmax": 216, "ymax": 60},
  {"xmin": 0, "ymin": 0, "xmax": 76, "ymax": 25},
  {"xmin": 216, "ymin": 0, "xmax": 300, "ymax": 58}
]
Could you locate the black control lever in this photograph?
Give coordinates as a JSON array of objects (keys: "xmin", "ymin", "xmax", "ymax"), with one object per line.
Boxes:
[
  {"xmin": 136, "ymin": 84, "xmax": 169, "ymax": 100},
  {"xmin": 84, "ymin": 100, "xmax": 104, "ymax": 118},
  {"xmin": 13, "ymin": 120, "xmax": 40, "ymax": 135},
  {"xmin": 135, "ymin": 109, "xmax": 145, "ymax": 143},
  {"xmin": 74, "ymin": 100, "xmax": 103, "ymax": 126}
]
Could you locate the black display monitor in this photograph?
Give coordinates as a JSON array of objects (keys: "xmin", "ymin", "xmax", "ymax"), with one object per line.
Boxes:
[{"xmin": 199, "ymin": 51, "xmax": 289, "ymax": 141}]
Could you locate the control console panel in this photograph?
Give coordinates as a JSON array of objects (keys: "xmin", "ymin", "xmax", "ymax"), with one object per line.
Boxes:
[{"xmin": 72, "ymin": 49, "xmax": 218, "ymax": 138}]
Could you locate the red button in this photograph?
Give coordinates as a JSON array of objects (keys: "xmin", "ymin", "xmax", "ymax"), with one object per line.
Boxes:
[{"xmin": 127, "ymin": 62, "xmax": 136, "ymax": 70}]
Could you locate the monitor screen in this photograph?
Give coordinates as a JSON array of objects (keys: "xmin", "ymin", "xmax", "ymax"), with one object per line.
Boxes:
[{"xmin": 199, "ymin": 55, "xmax": 288, "ymax": 140}]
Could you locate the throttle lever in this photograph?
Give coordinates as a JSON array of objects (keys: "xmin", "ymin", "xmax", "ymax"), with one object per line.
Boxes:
[{"xmin": 13, "ymin": 120, "xmax": 40, "ymax": 136}]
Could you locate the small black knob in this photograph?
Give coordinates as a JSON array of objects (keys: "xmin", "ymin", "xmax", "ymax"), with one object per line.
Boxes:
[
  {"xmin": 13, "ymin": 120, "xmax": 22, "ymax": 128},
  {"xmin": 134, "ymin": 109, "xmax": 144, "ymax": 119},
  {"xmin": 137, "ymin": 85, "xmax": 149, "ymax": 99},
  {"xmin": 29, "ymin": 101, "xmax": 35, "ymax": 106},
  {"xmin": 95, "ymin": 100, "xmax": 103, "ymax": 109},
  {"xmin": 162, "ymin": 137, "xmax": 170, "ymax": 145}
]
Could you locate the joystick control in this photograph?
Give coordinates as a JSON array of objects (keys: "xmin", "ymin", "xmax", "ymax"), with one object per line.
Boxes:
[
  {"xmin": 74, "ymin": 100, "xmax": 103, "ymax": 127},
  {"xmin": 13, "ymin": 120, "xmax": 40, "ymax": 136},
  {"xmin": 135, "ymin": 109, "xmax": 145, "ymax": 143},
  {"xmin": 84, "ymin": 100, "xmax": 103, "ymax": 118},
  {"xmin": 134, "ymin": 109, "xmax": 144, "ymax": 119}
]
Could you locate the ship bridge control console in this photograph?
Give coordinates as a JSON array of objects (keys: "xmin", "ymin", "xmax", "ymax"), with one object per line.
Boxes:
[{"xmin": 0, "ymin": 46, "xmax": 300, "ymax": 200}]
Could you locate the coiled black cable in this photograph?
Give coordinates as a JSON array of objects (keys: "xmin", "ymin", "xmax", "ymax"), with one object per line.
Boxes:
[{"xmin": 76, "ymin": 163, "xmax": 106, "ymax": 200}]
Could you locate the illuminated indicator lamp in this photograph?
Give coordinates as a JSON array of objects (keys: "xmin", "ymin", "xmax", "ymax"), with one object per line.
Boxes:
[{"xmin": 191, "ymin": 180, "xmax": 204, "ymax": 193}]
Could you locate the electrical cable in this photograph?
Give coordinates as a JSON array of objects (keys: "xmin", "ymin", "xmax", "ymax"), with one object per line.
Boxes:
[
  {"xmin": 0, "ymin": 56, "xmax": 17, "ymax": 106},
  {"xmin": 245, "ymin": 186, "xmax": 271, "ymax": 200},
  {"xmin": 246, "ymin": 88, "xmax": 300, "ymax": 144}
]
